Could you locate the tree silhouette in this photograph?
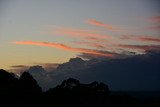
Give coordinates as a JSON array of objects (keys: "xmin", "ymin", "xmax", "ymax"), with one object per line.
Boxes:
[
  {"xmin": 0, "ymin": 69, "xmax": 18, "ymax": 84},
  {"xmin": 0, "ymin": 69, "xmax": 18, "ymax": 95},
  {"xmin": 19, "ymin": 72, "xmax": 42, "ymax": 94},
  {"xmin": 58, "ymin": 78, "xmax": 80, "ymax": 89},
  {"xmin": 0, "ymin": 69, "xmax": 160, "ymax": 107}
]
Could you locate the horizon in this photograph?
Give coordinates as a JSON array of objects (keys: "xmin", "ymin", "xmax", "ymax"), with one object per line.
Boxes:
[{"xmin": 2, "ymin": 51, "xmax": 160, "ymax": 91}]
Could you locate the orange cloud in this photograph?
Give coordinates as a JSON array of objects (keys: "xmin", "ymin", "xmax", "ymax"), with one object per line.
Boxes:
[
  {"xmin": 55, "ymin": 28, "xmax": 111, "ymax": 39},
  {"xmin": 14, "ymin": 41, "xmax": 114, "ymax": 57},
  {"xmin": 86, "ymin": 19, "xmax": 119, "ymax": 31}
]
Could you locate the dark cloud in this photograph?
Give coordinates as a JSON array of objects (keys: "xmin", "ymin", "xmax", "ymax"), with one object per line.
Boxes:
[
  {"xmin": 8, "ymin": 50, "xmax": 160, "ymax": 91},
  {"xmin": 34, "ymin": 50, "xmax": 160, "ymax": 91},
  {"xmin": 38, "ymin": 63, "xmax": 59, "ymax": 72}
]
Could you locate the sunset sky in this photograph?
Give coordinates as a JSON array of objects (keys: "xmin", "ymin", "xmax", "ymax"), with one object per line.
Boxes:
[{"xmin": 0, "ymin": 0, "xmax": 160, "ymax": 72}]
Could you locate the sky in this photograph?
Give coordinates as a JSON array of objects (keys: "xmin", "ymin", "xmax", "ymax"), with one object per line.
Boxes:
[{"xmin": 0, "ymin": 0, "xmax": 160, "ymax": 72}]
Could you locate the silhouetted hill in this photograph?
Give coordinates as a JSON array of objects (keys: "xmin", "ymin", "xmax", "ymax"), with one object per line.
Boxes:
[
  {"xmin": 47, "ymin": 78, "xmax": 109, "ymax": 95},
  {"xmin": 0, "ymin": 69, "xmax": 43, "ymax": 107},
  {"xmin": 0, "ymin": 69, "xmax": 18, "ymax": 95},
  {"xmin": 19, "ymin": 72, "xmax": 42, "ymax": 94},
  {"xmin": 0, "ymin": 69, "xmax": 160, "ymax": 107},
  {"xmin": 0, "ymin": 69, "xmax": 42, "ymax": 95}
]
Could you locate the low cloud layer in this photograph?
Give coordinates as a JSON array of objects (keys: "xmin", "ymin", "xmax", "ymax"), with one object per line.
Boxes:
[{"xmin": 9, "ymin": 63, "xmax": 59, "ymax": 74}]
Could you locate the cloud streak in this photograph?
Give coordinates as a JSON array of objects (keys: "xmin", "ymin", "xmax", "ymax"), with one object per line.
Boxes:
[
  {"xmin": 145, "ymin": 25, "xmax": 160, "ymax": 31},
  {"xmin": 121, "ymin": 35, "xmax": 160, "ymax": 43},
  {"xmin": 138, "ymin": 36, "xmax": 160, "ymax": 42},
  {"xmin": 13, "ymin": 41, "xmax": 114, "ymax": 57},
  {"xmin": 118, "ymin": 44, "xmax": 160, "ymax": 52},
  {"xmin": 74, "ymin": 41, "xmax": 106, "ymax": 49},
  {"xmin": 149, "ymin": 16, "xmax": 160, "ymax": 22},
  {"xmin": 86, "ymin": 19, "xmax": 119, "ymax": 31},
  {"xmin": 11, "ymin": 65, "xmax": 28, "ymax": 68},
  {"xmin": 9, "ymin": 65, "xmax": 29, "ymax": 74},
  {"xmin": 55, "ymin": 28, "xmax": 111, "ymax": 39}
]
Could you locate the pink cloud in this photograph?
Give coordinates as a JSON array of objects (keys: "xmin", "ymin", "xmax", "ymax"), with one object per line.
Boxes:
[
  {"xmin": 117, "ymin": 44, "xmax": 160, "ymax": 51},
  {"xmin": 86, "ymin": 19, "xmax": 120, "ymax": 31},
  {"xmin": 74, "ymin": 41, "xmax": 106, "ymax": 49},
  {"xmin": 138, "ymin": 36, "xmax": 160, "ymax": 42},
  {"xmin": 149, "ymin": 16, "xmax": 160, "ymax": 22},
  {"xmin": 120, "ymin": 35, "xmax": 160, "ymax": 43},
  {"xmin": 145, "ymin": 25, "xmax": 160, "ymax": 31},
  {"xmin": 87, "ymin": 19, "xmax": 113, "ymax": 28},
  {"xmin": 55, "ymin": 28, "xmax": 111, "ymax": 39}
]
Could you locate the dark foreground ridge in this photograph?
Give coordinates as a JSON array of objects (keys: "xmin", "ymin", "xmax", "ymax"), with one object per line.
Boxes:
[{"xmin": 0, "ymin": 69, "xmax": 160, "ymax": 107}]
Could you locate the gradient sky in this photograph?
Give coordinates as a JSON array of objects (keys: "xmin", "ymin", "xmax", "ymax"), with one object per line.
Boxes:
[{"xmin": 0, "ymin": 0, "xmax": 160, "ymax": 71}]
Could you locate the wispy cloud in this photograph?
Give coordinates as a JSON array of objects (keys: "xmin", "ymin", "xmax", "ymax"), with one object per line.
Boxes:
[
  {"xmin": 143, "ymin": 16, "xmax": 160, "ymax": 31},
  {"xmin": 11, "ymin": 65, "xmax": 28, "ymax": 68},
  {"xmin": 120, "ymin": 35, "xmax": 160, "ymax": 43},
  {"xmin": 86, "ymin": 19, "xmax": 113, "ymax": 28},
  {"xmin": 148, "ymin": 16, "xmax": 160, "ymax": 22},
  {"xmin": 13, "ymin": 41, "xmax": 114, "ymax": 57},
  {"xmin": 9, "ymin": 65, "xmax": 29, "ymax": 74},
  {"xmin": 9, "ymin": 63, "xmax": 59, "ymax": 74},
  {"xmin": 145, "ymin": 25, "xmax": 160, "ymax": 31},
  {"xmin": 78, "ymin": 53, "xmax": 114, "ymax": 60},
  {"xmin": 32, "ymin": 63, "xmax": 59, "ymax": 72},
  {"xmin": 138, "ymin": 36, "xmax": 160, "ymax": 42},
  {"xmin": 84, "ymin": 37, "xmax": 109, "ymax": 43},
  {"xmin": 86, "ymin": 19, "xmax": 120, "ymax": 31},
  {"xmin": 117, "ymin": 44, "xmax": 160, "ymax": 52},
  {"xmin": 74, "ymin": 41, "xmax": 106, "ymax": 49},
  {"xmin": 55, "ymin": 27, "xmax": 111, "ymax": 39}
]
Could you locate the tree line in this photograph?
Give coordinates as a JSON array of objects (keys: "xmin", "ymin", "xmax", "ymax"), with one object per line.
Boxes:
[{"xmin": 0, "ymin": 69, "xmax": 159, "ymax": 107}]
